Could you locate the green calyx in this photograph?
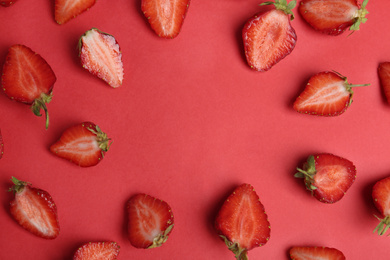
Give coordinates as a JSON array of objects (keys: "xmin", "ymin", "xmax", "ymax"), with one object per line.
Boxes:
[
  {"xmin": 31, "ymin": 92, "xmax": 53, "ymax": 130},
  {"xmin": 332, "ymin": 71, "xmax": 370, "ymax": 106},
  {"xmin": 260, "ymin": 0, "xmax": 297, "ymax": 20},
  {"xmin": 220, "ymin": 235, "xmax": 248, "ymax": 260},
  {"xmin": 8, "ymin": 176, "xmax": 29, "ymax": 194},
  {"xmin": 148, "ymin": 224, "xmax": 174, "ymax": 249},
  {"xmin": 350, "ymin": 0, "xmax": 369, "ymax": 32},
  {"xmin": 294, "ymin": 155, "xmax": 318, "ymax": 192},
  {"xmin": 373, "ymin": 215, "xmax": 390, "ymax": 236},
  {"xmin": 87, "ymin": 125, "xmax": 112, "ymax": 155}
]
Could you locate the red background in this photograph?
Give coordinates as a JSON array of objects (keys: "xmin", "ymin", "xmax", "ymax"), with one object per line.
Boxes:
[{"xmin": 1, "ymin": 0, "xmax": 390, "ymax": 259}]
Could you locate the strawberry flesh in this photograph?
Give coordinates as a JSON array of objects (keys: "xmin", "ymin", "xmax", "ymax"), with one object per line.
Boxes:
[
  {"xmin": 50, "ymin": 122, "xmax": 111, "ymax": 167},
  {"xmin": 290, "ymin": 246, "xmax": 346, "ymax": 260},
  {"xmin": 378, "ymin": 62, "xmax": 390, "ymax": 104},
  {"xmin": 73, "ymin": 241, "xmax": 120, "ymax": 260},
  {"xmin": 372, "ymin": 176, "xmax": 390, "ymax": 235},
  {"xmin": 55, "ymin": 0, "xmax": 96, "ymax": 24},
  {"xmin": 142, "ymin": 0, "xmax": 190, "ymax": 38},
  {"xmin": 215, "ymin": 183, "xmax": 270, "ymax": 260},
  {"xmin": 127, "ymin": 193, "xmax": 174, "ymax": 248},
  {"xmin": 0, "ymin": 0, "xmax": 17, "ymax": 7}
]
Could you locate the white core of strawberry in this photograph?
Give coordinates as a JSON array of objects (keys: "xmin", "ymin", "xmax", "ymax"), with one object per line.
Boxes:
[{"xmin": 55, "ymin": 136, "xmax": 100, "ymax": 155}]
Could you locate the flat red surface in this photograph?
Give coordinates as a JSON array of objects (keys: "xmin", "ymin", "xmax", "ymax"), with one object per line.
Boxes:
[{"xmin": 1, "ymin": 1, "xmax": 390, "ymax": 259}]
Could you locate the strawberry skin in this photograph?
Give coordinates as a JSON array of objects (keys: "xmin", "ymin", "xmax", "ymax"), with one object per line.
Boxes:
[
  {"xmin": 127, "ymin": 193, "xmax": 174, "ymax": 248},
  {"xmin": 299, "ymin": 0, "xmax": 369, "ymax": 36},
  {"xmin": 295, "ymin": 153, "xmax": 356, "ymax": 203},
  {"xmin": 50, "ymin": 122, "xmax": 112, "ymax": 167},
  {"xmin": 290, "ymin": 246, "xmax": 346, "ymax": 260},
  {"xmin": 9, "ymin": 177, "xmax": 60, "ymax": 239},
  {"xmin": 79, "ymin": 28, "xmax": 124, "ymax": 88},
  {"xmin": 0, "ymin": 0, "xmax": 17, "ymax": 7},
  {"xmin": 73, "ymin": 241, "xmax": 120, "ymax": 260},
  {"xmin": 0, "ymin": 129, "xmax": 3, "ymax": 159},
  {"xmin": 372, "ymin": 176, "xmax": 390, "ymax": 236},
  {"xmin": 378, "ymin": 62, "xmax": 390, "ymax": 104},
  {"xmin": 55, "ymin": 0, "xmax": 96, "ymax": 24},
  {"xmin": 215, "ymin": 183, "xmax": 270, "ymax": 260},
  {"xmin": 142, "ymin": 0, "xmax": 190, "ymax": 39},
  {"xmin": 242, "ymin": 1, "xmax": 297, "ymax": 72},
  {"xmin": 1, "ymin": 44, "xmax": 56, "ymax": 129}
]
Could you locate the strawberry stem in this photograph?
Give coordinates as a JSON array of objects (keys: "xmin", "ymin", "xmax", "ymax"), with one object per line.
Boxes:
[
  {"xmin": 260, "ymin": 0, "xmax": 297, "ymax": 20},
  {"xmin": 8, "ymin": 176, "xmax": 29, "ymax": 194},
  {"xmin": 31, "ymin": 92, "xmax": 53, "ymax": 129},
  {"xmin": 373, "ymin": 215, "xmax": 390, "ymax": 236},
  {"xmin": 349, "ymin": 0, "xmax": 369, "ymax": 32},
  {"xmin": 220, "ymin": 235, "xmax": 248, "ymax": 260},
  {"xmin": 295, "ymin": 156, "xmax": 318, "ymax": 191}
]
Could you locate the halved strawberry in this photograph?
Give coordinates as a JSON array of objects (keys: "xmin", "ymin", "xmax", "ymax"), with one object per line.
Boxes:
[
  {"xmin": 215, "ymin": 183, "xmax": 270, "ymax": 260},
  {"xmin": 55, "ymin": 0, "xmax": 96, "ymax": 25},
  {"xmin": 142, "ymin": 0, "xmax": 190, "ymax": 39},
  {"xmin": 50, "ymin": 122, "xmax": 112, "ymax": 167},
  {"xmin": 295, "ymin": 153, "xmax": 356, "ymax": 203},
  {"xmin": 127, "ymin": 193, "xmax": 174, "ymax": 248},
  {"xmin": 79, "ymin": 28, "xmax": 124, "ymax": 88},
  {"xmin": 9, "ymin": 177, "xmax": 60, "ymax": 239},
  {"xmin": 1, "ymin": 44, "xmax": 57, "ymax": 129},
  {"xmin": 73, "ymin": 241, "xmax": 120, "ymax": 260},
  {"xmin": 299, "ymin": 0, "xmax": 369, "ymax": 36},
  {"xmin": 0, "ymin": 129, "xmax": 3, "ymax": 159},
  {"xmin": 293, "ymin": 71, "xmax": 369, "ymax": 116},
  {"xmin": 0, "ymin": 0, "xmax": 17, "ymax": 7},
  {"xmin": 290, "ymin": 246, "xmax": 346, "ymax": 260},
  {"xmin": 372, "ymin": 176, "xmax": 390, "ymax": 236},
  {"xmin": 378, "ymin": 62, "xmax": 390, "ymax": 104},
  {"xmin": 242, "ymin": 0, "xmax": 297, "ymax": 72}
]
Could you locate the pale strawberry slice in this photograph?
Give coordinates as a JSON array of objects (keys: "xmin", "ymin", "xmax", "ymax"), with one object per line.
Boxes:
[
  {"xmin": 0, "ymin": 129, "xmax": 3, "ymax": 159},
  {"xmin": 295, "ymin": 153, "xmax": 356, "ymax": 203},
  {"xmin": 79, "ymin": 28, "xmax": 124, "ymax": 88},
  {"xmin": 290, "ymin": 246, "xmax": 346, "ymax": 260},
  {"xmin": 215, "ymin": 183, "xmax": 270, "ymax": 260},
  {"xmin": 378, "ymin": 62, "xmax": 390, "ymax": 104},
  {"xmin": 372, "ymin": 176, "xmax": 390, "ymax": 236},
  {"xmin": 1, "ymin": 44, "xmax": 57, "ymax": 129},
  {"xmin": 299, "ymin": 0, "xmax": 369, "ymax": 36},
  {"xmin": 127, "ymin": 193, "xmax": 174, "ymax": 248},
  {"xmin": 293, "ymin": 71, "xmax": 369, "ymax": 116},
  {"xmin": 142, "ymin": 0, "xmax": 190, "ymax": 39},
  {"xmin": 9, "ymin": 177, "xmax": 60, "ymax": 239},
  {"xmin": 55, "ymin": 0, "xmax": 96, "ymax": 24},
  {"xmin": 73, "ymin": 241, "xmax": 120, "ymax": 260},
  {"xmin": 0, "ymin": 0, "xmax": 17, "ymax": 7},
  {"xmin": 50, "ymin": 122, "xmax": 112, "ymax": 167}
]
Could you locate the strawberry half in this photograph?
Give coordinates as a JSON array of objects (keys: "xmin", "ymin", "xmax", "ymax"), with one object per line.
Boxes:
[
  {"xmin": 242, "ymin": 0, "xmax": 297, "ymax": 72},
  {"xmin": 378, "ymin": 62, "xmax": 390, "ymax": 104},
  {"xmin": 372, "ymin": 176, "xmax": 390, "ymax": 236},
  {"xmin": 0, "ymin": 0, "xmax": 17, "ymax": 7},
  {"xmin": 9, "ymin": 177, "xmax": 60, "ymax": 239},
  {"xmin": 293, "ymin": 71, "xmax": 369, "ymax": 116},
  {"xmin": 127, "ymin": 193, "xmax": 174, "ymax": 248},
  {"xmin": 50, "ymin": 122, "xmax": 112, "ymax": 167},
  {"xmin": 0, "ymin": 129, "xmax": 3, "ymax": 159},
  {"xmin": 295, "ymin": 153, "xmax": 356, "ymax": 203},
  {"xmin": 79, "ymin": 28, "xmax": 124, "ymax": 88},
  {"xmin": 299, "ymin": 0, "xmax": 369, "ymax": 36},
  {"xmin": 215, "ymin": 183, "xmax": 270, "ymax": 260},
  {"xmin": 142, "ymin": 0, "xmax": 190, "ymax": 39},
  {"xmin": 290, "ymin": 246, "xmax": 346, "ymax": 260},
  {"xmin": 1, "ymin": 44, "xmax": 57, "ymax": 129},
  {"xmin": 73, "ymin": 241, "xmax": 120, "ymax": 260},
  {"xmin": 55, "ymin": 0, "xmax": 96, "ymax": 25}
]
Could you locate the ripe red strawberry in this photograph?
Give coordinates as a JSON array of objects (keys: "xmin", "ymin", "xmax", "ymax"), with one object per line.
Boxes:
[
  {"xmin": 293, "ymin": 71, "xmax": 369, "ymax": 116},
  {"xmin": 1, "ymin": 44, "xmax": 56, "ymax": 129},
  {"xmin": 55, "ymin": 0, "xmax": 96, "ymax": 25},
  {"xmin": 378, "ymin": 62, "xmax": 390, "ymax": 104},
  {"xmin": 127, "ymin": 193, "xmax": 174, "ymax": 248},
  {"xmin": 295, "ymin": 153, "xmax": 356, "ymax": 203},
  {"xmin": 290, "ymin": 246, "xmax": 346, "ymax": 260},
  {"xmin": 142, "ymin": 0, "xmax": 190, "ymax": 39},
  {"xmin": 79, "ymin": 28, "xmax": 124, "ymax": 88},
  {"xmin": 50, "ymin": 122, "xmax": 112, "ymax": 167},
  {"xmin": 73, "ymin": 241, "xmax": 120, "ymax": 260},
  {"xmin": 242, "ymin": 0, "xmax": 297, "ymax": 72},
  {"xmin": 215, "ymin": 183, "xmax": 270, "ymax": 260},
  {"xmin": 0, "ymin": 129, "xmax": 3, "ymax": 159},
  {"xmin": 299, "ymin": 0, "xmax": 369, "ymax": 36},
  {"xmin": 0, "ymin": 0, "xmax": 17, "ymax": 7},
  {"xmin": 372, "ymin": 176, "xmax": 390, "ymax": 236},
  {"xmin": 9, "ymin": 177, "xmax": 60, "ymax": 239}
]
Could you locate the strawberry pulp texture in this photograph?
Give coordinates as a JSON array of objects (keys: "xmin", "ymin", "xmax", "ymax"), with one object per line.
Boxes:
[
  {"xmin": 73, "ymin": 241, "xmax": 120, "ymax": 260},
  {"xmin": 290, "ymin": 246, "xmax": 346, "ymax": 260},
  {"xmin": 372, "ymin": 176, "xmax": 390, "ymax": 236},
  {"xmin": 378, "ymin": 62, "xmax": 390, "ymax": 104},
  {"xmin": 55, "ymin": 0, "xmax": 96, "ymax": 24}
]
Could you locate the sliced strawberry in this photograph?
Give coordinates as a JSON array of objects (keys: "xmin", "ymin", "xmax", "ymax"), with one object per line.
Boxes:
[
  {"xmin": 242, "ymin": 0, "xmax": 297, "ymax": 72},
  {"xmin": 295, "ymin": 153, "xmax": 356, "ymax": 203},
  {"xmin": 79, "ymin": 28, "xmax": 124, "ymax": 88},
  {"xmin": 142, "ymin": 0, "xmax": 190, "ymax": 39},
  {"xmin": 215, "ymin": 183, "xmax": 270, "ymax": 260},
  {"xmin": 50, "ymin": 122, "xmax": 112, "ymax": 167},
  {"xmin": 1, "ymin": 44, "xmax": 56, "ymax": 129},
  {"xmin": 9, "ymin": 177, "xmax": 60, "ymax": 239},
  {"xmin": 127, "ymin": 193, "xmax": 174, "ymax": 248},
  {"xmin": 0, "ymin": 129, "xmax": 3, "ymax": 159},
  {"xmin": 73, "ymin": 241, "xmax": 120, "ymax": 260},
  {"xmin": 378, "ymin": 62, "xmax": 390, "ymax": 104},
  {"xmin": 0, "ymin": 0, "xmax": 17, "ymax": 7},
  {"xmin": 293, "ymin": 71, "xmax": 369, "ymax": 116},
  {"xmin": 290, "ymin": 246, "xmax": 346, "ymax": 260},
  {"xmin": 55, "ymin": 0, "xmax": 96, "ymax": 25},
  {"xmin": 372, "ymin": 176, "xmax": 390, "ymax": 236},
  {"xmin": 299, "ymin": 0, "xmax": 369, "ymax": 36}
]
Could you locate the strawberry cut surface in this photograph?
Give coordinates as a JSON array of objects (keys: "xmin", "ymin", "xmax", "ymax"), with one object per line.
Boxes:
[
  {"xmin": 290, "ymin": 246, "xmax": 346, "ymax": 260},
  {"xmin": 73, "ymin": 241, "xmax": 120, "ymax": 260},
  {"xmin": 378, "ymin": 62, "xmax": 390, "ymax": 104},
  {"xmin": 55, "ymin": 0, "xmax": 96, "ymax": 24},
  {"xmin": 372, "ymin": 176, "xmax": 390, "ymax": 235}
]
